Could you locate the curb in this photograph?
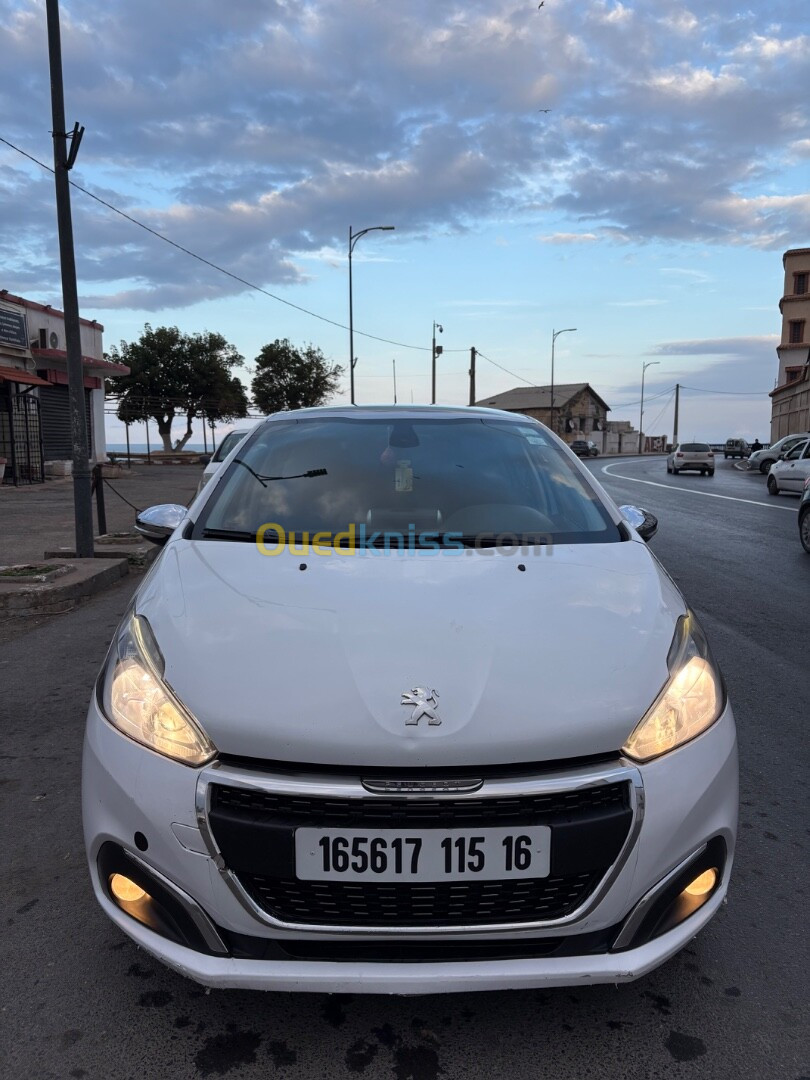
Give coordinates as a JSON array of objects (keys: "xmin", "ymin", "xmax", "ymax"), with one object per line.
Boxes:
[
  {"xmin": 0, "ymin": 558, "xmax": 130, "ymax": 615},
  {"xmin": 43, "ymin": 543, "xmax": 158, "ymax": 569}
]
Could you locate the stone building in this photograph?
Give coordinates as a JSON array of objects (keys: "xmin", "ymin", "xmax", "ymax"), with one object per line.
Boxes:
[
  {"xmin": 476, "ymin": 383, "xmax": 611, "ymax": 449},
  {"xmin": 0, "ymin": 291, "xmax": 128, "ymax": 484},
  {"xmin": 770, "ymin": 248, "xmax": 810, "ymax": 441}
]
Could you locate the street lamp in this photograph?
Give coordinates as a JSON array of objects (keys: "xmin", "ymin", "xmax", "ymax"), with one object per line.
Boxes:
[
  {"xmin": 638, "ymin": 360, "xmax": 661, "ymax": 454},
  {"xmin": 431, "ymin": 321, "xmax": 444, "ymax": 404},
  {"xmin": 348, "ymin": 224, "xmax": 395, "ymax": 405},
  {"xmin": 550, "ymin": 328, "xmax": 577, "ymax": 435}
]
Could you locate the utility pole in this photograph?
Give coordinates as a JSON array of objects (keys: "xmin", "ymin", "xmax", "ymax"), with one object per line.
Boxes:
[
  {"xmin": 672, "ymin": 383, "xmax": 680, "ymax": 447},
  {"xmin": 468, "ymin": 347, "xmax": 477, "ymax": 406},
  {"xmin": 46, "ymin": 0, "xmax": 93, "ymax": 556},
  {"xmin": 392, "ymin": 358, "xmax": 397, "ymax": 404},
  {"xmin": 431, "ymin": 321, "xmax": 443, "ymax": 404}
]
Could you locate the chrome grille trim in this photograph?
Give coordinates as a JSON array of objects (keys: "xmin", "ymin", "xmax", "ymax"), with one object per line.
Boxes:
[
  {"xmin": 195, "ymin": 759, "xmax": 644, "ymax": 937},
  {"xmin": 361, "ymin": 777, "xmax": 484, "ymax": 795}
]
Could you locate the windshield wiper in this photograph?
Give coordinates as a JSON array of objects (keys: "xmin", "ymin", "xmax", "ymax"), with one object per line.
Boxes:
[
  {"xmin": 201, "ymin": 527, "xmax": 258, "ymax": 542},
  {"xmin": 233, "ymin": 460, "xmax": 327, "ymax": 487}
]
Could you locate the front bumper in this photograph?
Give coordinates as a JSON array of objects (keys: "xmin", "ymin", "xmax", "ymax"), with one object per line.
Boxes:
[{"xmin": 82, "ymin": 701, "xmax": 738, "ymax": 993}]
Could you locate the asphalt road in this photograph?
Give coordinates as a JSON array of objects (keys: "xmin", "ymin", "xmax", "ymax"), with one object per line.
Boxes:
[{"xmin": 2, "ymin": 456, "xmax": 808, "ymax": 1080}]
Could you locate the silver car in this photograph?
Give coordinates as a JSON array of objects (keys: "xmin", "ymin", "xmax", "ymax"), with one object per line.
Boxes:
[
  {"xmin": 748, "ymin": 433, "xmax": 810, "ymax": 475},
  {"xmin": 667, "ymin": 442, "xmax": 715, "ymax": 476}
]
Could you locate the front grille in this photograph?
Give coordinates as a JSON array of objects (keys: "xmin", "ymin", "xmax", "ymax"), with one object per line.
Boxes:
[
  {"xmin": 207, "ymin": 777, "xmax": 634, "ymax": 928},
  {"xmin": 210, "ymin": 780, "xmax": 628, "ymax": 827},
  {"xmin": 240, "ymin": 872, "xmax": 598, "ymax": 927}
]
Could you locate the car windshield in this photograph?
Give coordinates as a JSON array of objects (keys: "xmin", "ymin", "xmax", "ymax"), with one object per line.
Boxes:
[
  {"xmin": 194, "ymin": 416, "xmax": 622, "ymax": 546},
  {"xmin": 681, "ymin": 443, "xmax": 710, "ymax": 452},
  {"xmin": 212, "ymin": 430, "xmax": 249, "ymax": 463}
]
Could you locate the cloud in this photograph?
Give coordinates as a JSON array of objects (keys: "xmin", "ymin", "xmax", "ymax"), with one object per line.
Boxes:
[
  {"xmin": 0, "ymin": 0, "xmax": 807, "ymax": 309},
  {"xmin": 539, "ymin": 232, "xmax": 600, "ymax": 244},
  {"xmin": 648, "ymin": 335, "xmax": 779, "ymax": 358}
]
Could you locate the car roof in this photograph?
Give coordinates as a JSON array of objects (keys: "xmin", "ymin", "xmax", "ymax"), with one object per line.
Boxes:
[{"xmin": 256, "ymin": 404, "xmax": 535, "ymax": 424}]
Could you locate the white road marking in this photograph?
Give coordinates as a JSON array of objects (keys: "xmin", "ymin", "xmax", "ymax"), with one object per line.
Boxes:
[{"xmin": 600, "ymin": 461, "xmax": 799, "ymax": 512}]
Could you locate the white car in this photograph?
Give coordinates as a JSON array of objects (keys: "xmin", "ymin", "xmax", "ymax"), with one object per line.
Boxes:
[
  {"xmin": 666, "ymin": 442, "xmax": 715, "ymax": 476},
  {"xmin": 195, "ymin": 420, "xmax": 262, "ymax": 496},
  {"xmin": 749, "ymin": 433, "xmax": 810, "ymax": 475},
  {"xmin": 767, "ymin": 437, "xmax": 810, "ymax": 495},
  {"xmin": 84, "ymin": 406, "xmax": 737, "ymax": 995}
]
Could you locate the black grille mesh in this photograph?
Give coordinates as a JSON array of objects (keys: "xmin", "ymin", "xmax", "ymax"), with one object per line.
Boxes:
[
  {"xmin": 210, "ymin": 780, "xmax": 628, "ymax": 827},
  {"xmin": 240, "ymin": 872, "xmax": 598, "ymax": 927}
]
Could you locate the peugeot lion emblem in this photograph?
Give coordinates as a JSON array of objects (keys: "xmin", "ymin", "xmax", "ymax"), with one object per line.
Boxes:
[{"xmin": 401, "ymin": 687, "xmax": 442, "ymax": 726}]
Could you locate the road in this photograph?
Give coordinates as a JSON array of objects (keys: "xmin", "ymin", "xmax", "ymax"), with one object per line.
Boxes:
[{"xmin": 2, "ymin": 456, "xmax": 808, "ymax": 1080}]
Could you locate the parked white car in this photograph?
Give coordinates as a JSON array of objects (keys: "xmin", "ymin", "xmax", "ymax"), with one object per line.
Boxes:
[
  {"xmin": 85, "ymin": 406, "xmax": 737, "ymax": 995},
  {"xmin": 767, "ymin": 437, "xmax": 810, "ymax": 495},
  {"xmin": 195, "ymin": 420, "xmax": 262, "ymax": 495},
  {"xmin": 666, "ymin": 442, "xmax": 715, "ymax": 476},
  {"xmin": 748, "ymin": 433, "xmax": 810, "ymax": 475}
]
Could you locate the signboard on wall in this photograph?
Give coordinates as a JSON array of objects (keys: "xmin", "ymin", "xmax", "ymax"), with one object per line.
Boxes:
[
  {"xmin": 644, "ymin": 435, "xmax": 667, "ymax": 453},
  {"xmin": 0, "ymin": 306, "xmax": 28, "ymax": 350}
]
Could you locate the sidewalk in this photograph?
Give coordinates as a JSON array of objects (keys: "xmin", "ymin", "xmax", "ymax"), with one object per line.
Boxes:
[{"xmin": 0, "ymin": 464, "xmax": 203, "ymax": 566}]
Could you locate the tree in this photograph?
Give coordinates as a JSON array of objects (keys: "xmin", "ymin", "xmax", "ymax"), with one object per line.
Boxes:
[
  {"xmin": 250, "ymin": 339, "xmax": 343, "ymax": 414},
  {"xmin": 106, "ymin": 325, "xmax": 249, "ymax": 450}
]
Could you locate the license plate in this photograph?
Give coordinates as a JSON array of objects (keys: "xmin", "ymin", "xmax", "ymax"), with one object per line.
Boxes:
[{"xmin": 294, "ymin": 826, "xmax": 551, "ymax": 882}]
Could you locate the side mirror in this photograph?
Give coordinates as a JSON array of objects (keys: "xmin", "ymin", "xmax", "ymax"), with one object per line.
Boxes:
[
  {"xmin": 199, "ymin": 454, "xmax": 212, "ymax": 466},
  {"xmin": 135, "ymin": 503, "xmax": 188, "ymax": 546},
  {"xmin": 619, "ymin": 504, "xmax": 658, "ymax": 543}
]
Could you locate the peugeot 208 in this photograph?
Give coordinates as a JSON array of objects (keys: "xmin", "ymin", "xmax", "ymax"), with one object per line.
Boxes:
[{"xmin": 83, "ymin": 406, "xmax": 737, "ymax": 994}]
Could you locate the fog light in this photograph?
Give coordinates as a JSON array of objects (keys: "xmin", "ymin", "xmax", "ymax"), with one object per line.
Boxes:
[
  {"xmin": 683, "ymin": 868, "xmax": 717, "ymax": 898},
  {"xmin": 110, "ymin": 873, "xmax": 148, "ymax": 904}
]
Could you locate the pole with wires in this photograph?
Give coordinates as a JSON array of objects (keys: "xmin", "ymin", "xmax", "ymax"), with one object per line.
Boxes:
[{"xmin": 46, "ymin": 0, "xmax": 93, "ymax": 556}]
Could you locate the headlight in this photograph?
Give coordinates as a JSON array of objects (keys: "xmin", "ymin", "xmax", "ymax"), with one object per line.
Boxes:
[
  {"xmin": 622, "ymin": 612, "xmax": 724, "ymax": 762},
  {"xmin": 99, "ymin": 613, "xmax": 216, "ymax": 767}
]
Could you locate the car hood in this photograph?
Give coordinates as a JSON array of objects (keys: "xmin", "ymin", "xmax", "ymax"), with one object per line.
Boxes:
[{"xmin": 136, "ymin": 540, "xmax": 685, "ymax": 768}]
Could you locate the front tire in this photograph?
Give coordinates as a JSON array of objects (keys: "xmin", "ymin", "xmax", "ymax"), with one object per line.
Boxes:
[
  {"xmin": 759, "ymin": 460, "xmax": 773, "ymax": 474},
  {"xmin": 708, "ymin": 469, "xmax": 715, "ymax": 476},
  {"xmin": 800, "ymin": 508, "xmax": 810, "ymax": 554},
  {"xmin": 767, "ymin": 475, "xmax": 779, "ymax": 495}
]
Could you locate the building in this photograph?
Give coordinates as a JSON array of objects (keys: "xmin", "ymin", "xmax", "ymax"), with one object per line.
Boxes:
[
  {"xmin": 476, "ymin": 383, "xmax": 612, "ymax": 448},
  {"xmin": 0, "ymin": 291, "xmax": 128, "ymax": 484},
  {"xmin": 770, "ymin": 248, "xmax": 810, "ymax": 441}
]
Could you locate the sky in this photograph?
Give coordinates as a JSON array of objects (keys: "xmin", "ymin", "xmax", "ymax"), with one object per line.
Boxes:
[{"xmin": 1, "ymin": 0, "xmax": 808, "ymax": 445}]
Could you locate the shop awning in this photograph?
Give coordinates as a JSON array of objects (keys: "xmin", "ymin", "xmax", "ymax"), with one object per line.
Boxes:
[{"xmin": 0, "ymin": 365, "xmax": 51, "ymax": 387}]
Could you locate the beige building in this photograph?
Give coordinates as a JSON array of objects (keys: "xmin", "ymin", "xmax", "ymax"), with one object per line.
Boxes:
[
  {"xmin": 770, "ymin": 248, "xmax": 810, "ymax": 441},
  {"xmin": 476, "ymin": 383, "xmax": 611, "ymax": 447}
]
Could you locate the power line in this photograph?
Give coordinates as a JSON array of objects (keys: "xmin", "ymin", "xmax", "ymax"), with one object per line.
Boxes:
[
  {"xmin": 0, "ymin": 133, "xmax": 471, "ymax": 354},
  {"xmin": 610, "ymin": 385, "xmax": 675, "ymax": 410},
  {"xmin": 679, "ymin": 385, "xmax": 771, "ymax": 396},
  {"xmin": 475, "ymin": 352, "xmax": 535, "ymax": 386},
  {"xmin": 644, "ymin": 389, "xmax": 675, "ymax": 434}
]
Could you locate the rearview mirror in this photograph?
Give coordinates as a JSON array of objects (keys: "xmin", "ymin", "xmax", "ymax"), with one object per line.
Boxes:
[
  {"xmin": 135, "ymin": 503, "xmax": 188, "ymax": 546},
  {"xmin": 619, "ymin": 505, "xmax": 658, "ymax": 543}
]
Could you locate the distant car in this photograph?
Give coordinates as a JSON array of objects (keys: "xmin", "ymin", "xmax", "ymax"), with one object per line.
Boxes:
[
  {"xmin": 723, "ymin": 439, "xmax": 750, "ymax": 460},
  {"xmin": 570, "ymin": 439, "xmax": 599, "ymax": 458},
  {"xmin": 667, "ymin": 443, "xmax": 715, "ymax": 476},
  {"xmin": 799, "ymin": 477, "xmax": 810, "ymax": 554},
  {"xmin": 748, "ymin": 433, "xmax": 810, "ymax": 474},
  {"xmin": 766, "ymin": 437, "xmax": 810, "ymax": 495},
  {"xmin": 196, "ymin": 421, "xmax": 262, "ymax": 496}
]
